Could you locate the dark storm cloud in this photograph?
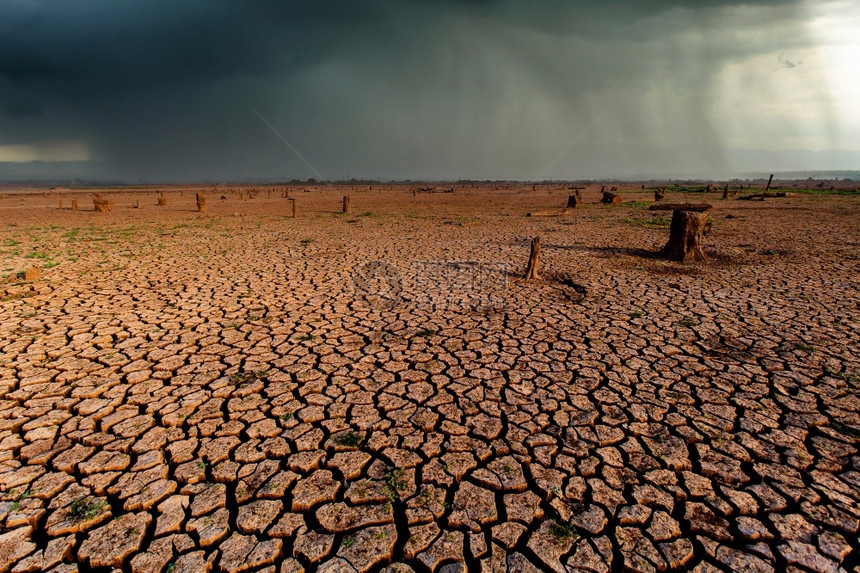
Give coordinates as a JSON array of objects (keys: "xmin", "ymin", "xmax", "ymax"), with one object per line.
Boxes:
[{"xmin": 0, "ymin": 0, "xmax": 825, "ymax": 180}]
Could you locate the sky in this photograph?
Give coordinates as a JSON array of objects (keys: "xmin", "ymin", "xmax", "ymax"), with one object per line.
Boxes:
[{"xmin": 1, "ymin": 0, "xmax": 858, "ymax": 181}]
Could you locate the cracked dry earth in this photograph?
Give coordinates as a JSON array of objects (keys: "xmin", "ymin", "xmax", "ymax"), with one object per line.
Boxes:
[{"xmin": 0, "ymin": 186, "xmax": 858, "ymax": 573}]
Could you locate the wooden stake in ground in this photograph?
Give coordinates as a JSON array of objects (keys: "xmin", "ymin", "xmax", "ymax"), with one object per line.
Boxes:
[
  {"xmin": 58, "ymin": 199, "xmax": 63, "ymax": 209},
  {"xmin": 525, "ymin": 237, "xmax": 541, "ymax": 280},
  {"xmin": 342, "ymin": 196, "xmax": 351, "ymax": 214},
  {"xmin": 71, "ymin": 199, "xmax": 78, "ymax": 211},
  {"xmin": 662, "ymin": 210, "xmax": 708, "ymax": 263},
  {"xmin": 196, "ymin": 193, "xmax": 206, "ymax": 213},
  {"xmin": 135, "ymin": 199, "xmax": 141, "ymax": 209},
  {"xmin": 157, "ymin": 193, "xmax": 167, "ymax": 207},
  {"xmin": 289, "ymin": 198, "xmax": 297, "ymax": 218},
  {"xmin": 765, "ymin": 174, "xmax": 774, "ymax": 195}
]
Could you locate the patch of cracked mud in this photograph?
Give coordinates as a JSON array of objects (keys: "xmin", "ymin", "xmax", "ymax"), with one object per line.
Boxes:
[{"xmin": 0, "ymin": 185, "xmax": 858, "ymax": 572}]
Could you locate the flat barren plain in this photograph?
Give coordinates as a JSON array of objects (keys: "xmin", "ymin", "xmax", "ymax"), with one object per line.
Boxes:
[{"xmin": 0, "ymin": 184, "xmax": 858, "ymax": 573}]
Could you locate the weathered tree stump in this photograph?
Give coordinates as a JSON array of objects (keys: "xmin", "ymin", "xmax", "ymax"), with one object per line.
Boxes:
[
  {"xmin": 525, "ymin": 237, "xmax": 541, "ymax": 280},
  {"xmin": 24, "ymin": 267, "xmax": 41, "ymax": 281},
  {"xmin": 662, "ymin": 210, "xmax": 708, "ymax": 262},
  {"xmin": 196, "ymin": 193, "xmax": 206, "ymax": 213},
  {"xmin": 567, "ymin": 191, "xmax": 581, "ymax": 208},
  {"xmin": 654, "ymin": 188, "xmax": 666, "ymax": 201},
  {"xmin": 601, "ymin": 191, "xmax": 621, "ymax": 204},
  {"xmin": 722, "ymin": 185, "xmax": 729, "ymax": 199},
  {"xmin": 71, "ymin": 200, "xmax": 78, "ymax": 211},
  {"xmin": 93, "ymin": 195, "xmax": 113, "ymax": 212},
  {"xmin": 342, "ymin": 196, "xmax": 351, "ymax": 214},
  {"xmin": 289, "ymin": 198, "xmax": 297, "ymax": 218},
  {"xmin": 157, "ymin": 193, "xmax": 167, "ymax": 207},
  {"xmin": 135, "ymin": 199, "xmax": 141, "ymax": 209}
]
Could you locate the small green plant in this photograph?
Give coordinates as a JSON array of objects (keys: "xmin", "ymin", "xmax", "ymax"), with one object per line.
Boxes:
[
  {"xmin": 300, "ymin": 238, "xmax": 314, "ymax": 245},
  {"xmin": 297, "ymin": 334, "xmax": 314, "ymax": 342},
  {"xmin": 24, "ymin": 252, "xmax": 49, "ymax": 260},
  {"xmin": 343, "ymin": 536, "xmax": 355, "ymax": 548},
  {"xmin": 415, "ymin": 329, "xmax": 436, "ymax": 338},
  {"xmin": 374, "ymin": 530, "xmax": 387, "ymax": 540},
  {"xmin": 9, "ymin": 501, "xmax": 20, "ymax": 511},
  {"xmin": 548, "ymin": 520, "xmax": 579, "ymax": 544},
  {"xmin": 383, "ymin": 466, "xmax": 408, "ymax": 501},
  {"xmin": 680, "ymin": 317, "xmax": 698, "ymax": 327},
  {"xmin": 630, "ymin": 311, "xmax": 643, "ymax": 319},
  {"xmin": 166, "ymin": 564, "xmax": 177, "ymax": 573},
  {"xmin": 795, "ymin": 343, "xmax": 815, "ymax": 353},
  {"xmin": 69, "ymin": 497, "xmax": 105, "ymax": 521},
  {"xmin": 280, "ymin": 412, "xmax": 294, "ymax": 421},
  {"xmin": 333, "ymin": 431, "xmax": 363, "ymax": 448}
]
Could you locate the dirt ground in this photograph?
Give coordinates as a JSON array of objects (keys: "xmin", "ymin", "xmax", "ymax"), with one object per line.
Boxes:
[{"xmin": 0, "ymin": 184, "xmax": 858, "ymax": 573}]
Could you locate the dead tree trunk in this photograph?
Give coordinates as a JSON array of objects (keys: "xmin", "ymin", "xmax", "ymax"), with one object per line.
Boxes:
[
  {"xmin": 662, "ymin": 210, "xmax": 708, "ymax": 263},
  {"xmin": 765, "ymin": 174, "xmax": 774, "ymax": 194},
  {"xmin": 157, "ymin": 193, "xmax": 167, "ymax": 207},
  {"xmin": 342, "ymin": 196, "xmax": 351, "ymax": 214},
  {"xmin": 289, "ymin": 198, "xmax": 297, "ymax": 218},
  {"xmin": 525, "ymin": 237, "xmax": 541, "ymax": 280},
  {"xmin": 196, "ymin": 193, "xmax": 206, "ymax": 213},
  {"xmin": 71, "ymin": 200, "xmax": 78, "ymax": 211},
  {"xmin": 601, "ymin": 191, "xmax": 621, "ymax": 204},
  {"xmin": 654, "ymin": 188, "xmax": 666, "ymax": 201},
  {"xmin": 722, "ymin": 185, "xmax": 729, "ymax": 200}
]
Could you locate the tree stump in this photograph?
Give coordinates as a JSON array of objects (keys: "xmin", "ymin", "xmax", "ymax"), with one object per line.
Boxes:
[
  {"xmin": 289, "ymin": 198, "xmax": 297, "ymax": 218},
  {"xmin": 157, "ymin": 193, "xmax": 167, "ymax": 207},
  {"xmin": 654, "ymin": 188, "xmax": 665, "ymax": 201},
  {"xmin": 342, "ymin": 196, "xmax": 351, "ymax": 214},
  {"xmin": 93, "ymin": 195, "xmax": 112, "ymax": 212},
  {"xmin": 662, "ymin": 210, "xmax": 708, "ymax": 263},
  {"xmin": 722, "ymin": 185, "xmax": 729, "ymax": 200},
  {"xmin": 24, "ymin": 267, "xmax": 41, "ymax": 281},
  {"xmin": 135, "ymin": 199, "xmax": 141, "ymax": 209},
  {"xmin": 567, "ymin": 191, "xmax": 581, "ymax": 208},
  {"xmin": 601, "ymin": 191, "xmax": 620, "ymax": 204},
  {"xmin": 196, "ymin": 193, "xmax": 206, "ymax": 213},
  {"xmin": 71, "ymin": 200, "xmax": 78, "ymax": 211},
  {"xmin": 58, "ymin": 199, "xmax": 63, "ymax": 209},
  {"xmin": 525, "ymin": 237, "xmax": 541, "ymax": 280}
]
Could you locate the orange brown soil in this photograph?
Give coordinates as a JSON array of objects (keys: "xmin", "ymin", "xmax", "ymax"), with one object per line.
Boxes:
[{"xmin": 0, "ymin": 184, "xmax": 858, "ymax": 572}]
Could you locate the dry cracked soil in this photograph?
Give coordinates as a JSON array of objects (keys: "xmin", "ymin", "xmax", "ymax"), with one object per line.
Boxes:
[{"xmin": 0, "ymin": 184, "xmax": 858, "ymax": 573}]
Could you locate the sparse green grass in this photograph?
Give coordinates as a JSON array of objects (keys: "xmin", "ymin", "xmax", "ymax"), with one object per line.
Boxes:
[
  {"xmin": 69, "ymin": 497, "xmax": 106, "ymax": 521},
  {"xmin": 548, "ymin": 520, "xmax": 580, "ymax": 544},
  {"xmin": 680, "ymin": 317, "xmax": 698, "ymax": 327},
  {"xmin": 625, "ymin": 216, "xmax": 671, "ymax": 230},
  {"xmin": 297, "ymin": 334, "xmax": 315, "ymax": 342},
  {"xmin": 333, "ymin": 431, "xmax": 363, "ymax": 448},
  {"xmin": 383, "ymin": 466, "xmax": 408, "ymax": 501},
  {"xmin": 796, "ymin": 343, "xmax": 815, "ymax": 353},
  {"xmin": 300, "ymin": 238, "xmax": 314, "ymax": 245},
  {"xmin": 630, "ymin": 311, "xmax": 643, "ymax": 319},
  {"xmin": 415, "ymin": 329, "xmax": 436, "ymax": 338},
  {"xmin": 343, "ymin": 536, "xmax": 355, "ymax": 548}
]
